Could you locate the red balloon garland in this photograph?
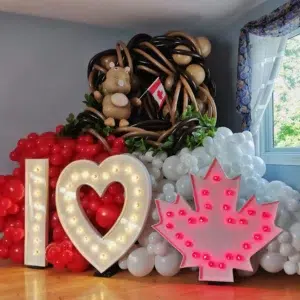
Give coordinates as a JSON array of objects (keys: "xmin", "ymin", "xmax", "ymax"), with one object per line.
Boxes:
[{"xmin": 0, "ymin": 126, "xmax": 127, "ymax": 271}]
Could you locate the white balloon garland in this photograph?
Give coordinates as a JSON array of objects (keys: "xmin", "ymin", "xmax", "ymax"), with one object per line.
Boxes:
[{"xmin": 119, "ymin": 127, "xmax": 300, "ymax": 277}]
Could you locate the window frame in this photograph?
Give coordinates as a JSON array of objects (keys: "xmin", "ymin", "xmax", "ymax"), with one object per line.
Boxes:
[{"xmin": 259, "ymin": 27, "xmax": 300, "ymax": 166}]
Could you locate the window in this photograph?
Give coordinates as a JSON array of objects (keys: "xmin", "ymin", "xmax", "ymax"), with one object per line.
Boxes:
[{"xmin": 260, "ymin": 28, "xmax": 300, "ymax": 165}]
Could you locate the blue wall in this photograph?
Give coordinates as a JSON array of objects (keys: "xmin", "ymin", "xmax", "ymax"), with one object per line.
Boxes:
[{"xmin": 0, "ymin": 12, "xmax": 139, "ymax": 173}]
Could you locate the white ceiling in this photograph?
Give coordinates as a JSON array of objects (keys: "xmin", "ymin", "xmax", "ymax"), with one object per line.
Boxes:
[{"xmin": 0, "ymin": 0, "xmax": 268, "ymax": 28}]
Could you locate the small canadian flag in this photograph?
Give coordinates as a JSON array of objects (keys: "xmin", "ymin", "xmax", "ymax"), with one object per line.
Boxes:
[{"xmin": 147, "ymin": 77, "xmax": 167, "ymax": 109}]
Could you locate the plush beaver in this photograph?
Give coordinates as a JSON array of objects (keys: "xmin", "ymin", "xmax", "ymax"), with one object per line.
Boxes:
[{"xmin": 100, "ymin": 62, "xmax": 140, "ymax": 127}]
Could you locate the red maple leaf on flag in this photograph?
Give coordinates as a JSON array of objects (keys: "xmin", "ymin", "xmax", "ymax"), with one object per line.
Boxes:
[
  {"xmin": 157, "ymin": 90, "xmax": 164, "ymax": 100},
  {"xmin": 153, "ymin": 159, "xmax": 282, "ymax": 282}
]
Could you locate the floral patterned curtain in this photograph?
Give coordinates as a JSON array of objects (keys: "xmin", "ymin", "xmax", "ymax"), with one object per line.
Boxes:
[{"xmin": 236, "ymin": 0, "xmax": 300, "ymax": 131}]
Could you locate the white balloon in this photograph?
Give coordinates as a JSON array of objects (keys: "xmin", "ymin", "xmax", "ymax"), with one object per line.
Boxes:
[
  {"xmin": 286, "ymin": 198, "xmax": 300, "ymax": 212},
  {"xmin": 267, "ymin": 240, "xmax": 280, "ymax": 252},
  {"xmin": 252, "ymin": 156, "xmax": 266, "ymax": 177},
  {"xmin": 260, "ymin": 252, "xmax": 286, "ymax": 273},
  {"xmin": 165, "ymin": 192, "xmax": 177, "ymax": 203},
  {"xmin": 162, "ymin": 156, "xmax": 181, "ymax": 181},
  {"xmin": 240, "ymin": 141, "xmax": 255, "ymax": 156},
  {"xmin": 203, "ymin": 136, "xmax": 214, "ymax": 151},
  {"xmin": 277, "ymin": 231, "xmax": 292, "ymax": 244},
  {"xmin": 127, "ymin": 247, "xmax": 155, "ymax": 277},
  {"xmin": 148, "ymin": 232, "xmax": 163, "ymax": 245},
  {"xmin": 191, "ymin": 147, "xmax": 206, "ymax": 158},
  {"xmin": 231, "ymin": 161, "xmax": 241, "ymax": 175},
  {"xmin": 155, "ymin": 250, "xmax": 181, "ymax": 276},
  {"xmin": 241, "ymin": 164, "xmax": 254, "ymax": 177},
  {"xmin": 152, "ymin": 158, "xmax": 163, "ymax": 169},
  {"xmin": 279, "ymin": 243, "xmax": 295, "ymax": 257},
  {"xmin": 154, "ymin": 242, "xmax": 169, "ymax": 256},
  {"xmin": 176, "ymin": 175, "xmax": 193, "ymax": 199},
  {"xmin": 233, "ymin": 133, "xmax": 246, "ymax": 144},
  {"xmin": 144, "ymin": 151, "xmax": 154, "ymax": 162},
  {"xmin": 292, "ymin": 238, "xmax": 300, "ymax": 252},
  {"xmin": 151, "ymin": 167, "xmax": 161, "ymax": 180},
  {"xmin": 288, "ymin": 253, "xmax": 300, "ymax": 263},
  {"xmin": 217, "ymin": 127, "xmax": 233, "ymax": 137},
  {"xmin": 151, "ymin": 209, "xmax": 159, "ymax": 221},
  {"xmin": 284, "ymin": 261, "xmax": 298, "ymax": 275},
  {"xmin": 197, "ymin": 166, "xmax": 210, "ymax": 178},
  {"xmin": 163, "ymin": 183, "xmax": 175, "ymax": 195},
  {"xmin": 243, "ymin": 131, "xmax": 253, "ymax": 141},
  {"xmin": 178, "ymin": 147, "xmax": 190, "ymax": 156},
  {"xmin": 147, "ymin": 244, "xmax": 156, "ymax": 255},
  {"xmin": 118, "ymin": 258, "xmax": 128, "ymax": 270},
  {"xmin": 138, "ymin": 226, "xmax": 154, "ymax": 247},
  {"xmin": 176, "ymin": 163, "xmax": 189, "ymax": 176}
]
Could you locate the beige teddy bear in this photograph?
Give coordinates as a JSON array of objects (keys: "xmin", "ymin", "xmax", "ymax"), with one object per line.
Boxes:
[{"xmin": 99, "ymin": 62, "xmax": 141, "ymax": 127}]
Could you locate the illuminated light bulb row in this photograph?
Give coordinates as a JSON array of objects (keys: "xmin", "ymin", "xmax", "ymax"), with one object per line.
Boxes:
[
  {"xmin": 25, "ymin": 159, "xmax": 49, "ymax": 267},
  {"xmin": 55, "ymin": 155, "xmax": 152, "ymax": 274}
]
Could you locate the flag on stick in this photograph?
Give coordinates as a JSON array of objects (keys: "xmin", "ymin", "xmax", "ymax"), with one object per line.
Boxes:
[{"xmin": 146, "ymin": 78, "xmax": 167, "ymax": 109}]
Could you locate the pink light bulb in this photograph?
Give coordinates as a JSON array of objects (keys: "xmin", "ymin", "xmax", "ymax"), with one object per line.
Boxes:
[
  {"xmin": 262, "ymin": 212, "xmax": 271, "ymax": 219},
  {"xmin": 175, "ymin": 232, "xmax": 184, "ymax": 240},
  {"xmin": 225, "ymin": 189, "xmax": 235, "ymax": 196},
  {"xmin": 178, "ymin": 209, "xmax": 186, "ymax": 216},
  {"xmin": 192, "ymin": 252, "xmax": 200, "ymax": 258},
  {"xmin": 202, "ymin": 189, "xmax": 210, "ymax": 196},
  {"xmin": 239, "ymin": 218, "xmax": 248, "ymax": 225},
  {"xmin": 263, "ymin": 225, "xmax": 271, "ymax": 232},
  {"xmin": 218, "ymin": 263, "xmax": 226, "ymax": 269},
  {"xmin": 236, "ymin": 254, "xmax": 244, "ymax": 261},
  {"xmin": 242, "ymin": 242, "xmax": 251, "ymax": 250},
  {"xmin": 166, "ymin": 211, "xmax": 174, "ymax": 217},
  {"xmin": 166, "ymin": 223, "xmax": 174, "ymax": 229},
  {"xmin": 188, "ymin": 217, "xmax": 197, "ymax": 224},
  {"xmin": 208, "ymin": 261, "xmax": 215, "ymax": 268},
  {"xmin": 213, "ymin": 175, "xmax": 221, "ymax": 182},
  {"xmin": 203, "ymin": 253, "xmax": 210, "ymax": 260},
  {"xmin": 199, "ymin": 216, "xmax": 208, "ymax": 223},
  {"xmin": 254, "ymin": 233, "xmax": 262, "ymax": 241},
  {"xmin": 225, "ymin": 253, "xmax": 234, "ymax": 260},
  {"xmin": 223, "ymin": 204, "xmax": 231, "ymax": 211},
  {"xmin": 248, "ymin": 209, "xmax": 256, "ymax": 216},
  {"xmin": 204, "ymin": 203, "xmax": 212, "ymax": 210},
  {"xmin": 185, "ymin": 240, "xmax": 193, "ymax": 247},
  {"xmin": 227, "ymin": 217, "xmax": 236, "ymax": 224}
]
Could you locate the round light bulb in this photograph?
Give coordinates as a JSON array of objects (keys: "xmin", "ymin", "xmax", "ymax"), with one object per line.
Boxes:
[
  {"xmin": 82, "ymin": 171, "xmax": 89, "ymax": 179},
  {"xmin": 71, "ymin": 173, "xmax": 79, "ymax": 181},
  {"xmin": 102, "ymin": 172, "xmax": 109, "ymax": 180}
]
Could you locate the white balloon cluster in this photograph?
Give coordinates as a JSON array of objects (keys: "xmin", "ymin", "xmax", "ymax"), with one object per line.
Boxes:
[{"xmin": 118, "ymin": 127, "xmax": 300, "ymax": 277}]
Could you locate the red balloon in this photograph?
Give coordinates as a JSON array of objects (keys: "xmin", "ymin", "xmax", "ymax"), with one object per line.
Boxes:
[
  {"xmin": 94, "ymin": 152, "xmax": 110, "ymax": 163},
  {"xmin": 7, "ymin": 204, "xmax": 20, "ymax": 215},
  {"xmin": 0, "ymin": 243, "xmax": 9, "ymax": 259},
  {"xmin": 2, "ymin": 179, "xmax": 24, "ymax": 202},
  {"xmin": 12, "ymin": 228, "xmax": 25, "ymax": 243},
  {"xmin": 50, "ymin": 154, "xmax": 64, "ymax": 166},
  {"xmin": 9, "ymin": 242, "xmax": 24, "ymax": 264},
  {"xmin": 0, "ymin": 197, "xmax": 12, "ymax": 210},
  {"xmin": 0, "ymin": 207, "xmax": 7, "ymax": 217},
  {"xmin": 60, "ymin": 240, "xmax": 73, "ymax": 251},
  {"xmin": 53, "ymin": 226, "xmax": 67, "ymax": 242},
  {"xmin": 49, "ymin": 166, "xmax": 61, "ymax": 178},
  {"xmin": 96, "ymin": 204, "xmax": 121, "ymax": 229},
  {"xmin": 67, "ymin": 250, "xmax": 89, "ymax": 272},
  {"xmin": 53, "ymin": 259, "xmax": 66, "ymax": 270},
  {"xmin": 27, "ymin": 133, "xmax": 39, "ymax": 140},
  {"xmin": 61, "ymin": 250, "xmax": 73, "ymax": 264},
  {"xmin": 113, "ymin": 137, "xmax": 125, "ymax": 150},
  {"xmin": 55, "ymin": 125, "xmax": 64, "ymax": 134},
  {"xmin": 9, "ymin": 150, "xmax": 19, "ymax": 161},
  {"xmin": 115, "ymin": 194, "xmax": 125, "ymax": 206},
  {"xmin": 102, "ymin": 194, "xmax": 114, "ymax": 205},
  {"xmin": 46, "ymin": 243, "xmax": 61, "ymax": 263},
  {"xmin": 0, "ymin": 217, "xmax": 4, "ymax": 231},
  {"xmin": 50, "ymin": 212, "xmax": 61, "ymax": 229},
  {"xmin": 108, "ymin": 182, "xmax": 124, "ymax": 195}
]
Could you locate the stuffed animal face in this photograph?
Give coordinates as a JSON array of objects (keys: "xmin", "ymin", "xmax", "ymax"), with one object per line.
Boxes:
[{"xmin": 102, "ymin": 63, "xmax": 131, "ymax": 95}]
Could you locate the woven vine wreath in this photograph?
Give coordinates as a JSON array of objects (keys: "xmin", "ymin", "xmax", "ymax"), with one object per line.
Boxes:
[{"xmin": 61, "ymin": 31, "xmax": 217, "ymax": 155}]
